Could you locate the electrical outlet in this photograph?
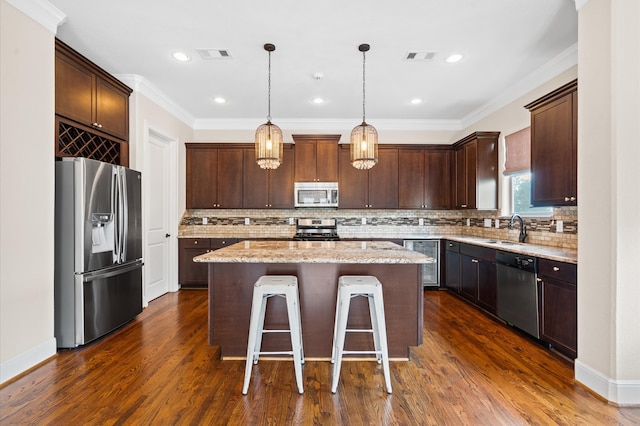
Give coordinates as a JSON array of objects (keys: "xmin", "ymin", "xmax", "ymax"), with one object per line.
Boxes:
[
  {"xmin": 466, "ymin": 218, "xmax": 470, "ymax": 227},
  {"xmin": 495, "ymin": 219, "xmax": 500, "ymax": 228},
  {"xmin": 361, "ymin": 217, "xmax": 367, "ymax": 225},
  {"xmin": 202, "ymin": 217, "xmax": 208, "ymax": 225},
  {"xmin": 244, "ymin": 217, "xmax": 250, "ymax": 225},
  {"xmin": 288, "ymin": 217, "xmax": 295, "ymax": 225},
  {"xmin": 419, "ymin": 218, "xmax": 424, "ymax": 226},
  {"xmin": 556, "ymin": 220, "xmax": 563, "ymax": 233},
  {"xmin": 483, "ymin": 218, "xmax": 491, "ymax": 228}
]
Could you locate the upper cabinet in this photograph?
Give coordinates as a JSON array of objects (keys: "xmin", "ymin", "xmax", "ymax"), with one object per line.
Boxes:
[
  {"xmin": 293, "ymin": 135, "xmax": 339, "ymax": 182},
  {"xmin": 453, "ymin": 132, "xmax": 499, "ymax": 210},
  {"xmin": 243, "ymin": 146, "xmax": 294, "ymax": 208},
  {"xmin": 186, "ymin": 144, "xmax": 243, "ymax": 209},
  {"xmin": 55, "ymin": 39, "xmax": 131, "ymax": 141},
  {"xmin": 399, "ymin": 148, "xmax": 453, "ymax": 209},
  {"xmin": 525, "ymin": 80, "xmax": 578, "ymax": 206},
  {"xmin": 339, "ymin": 145, "xmax": 399, "ymax": 209}
]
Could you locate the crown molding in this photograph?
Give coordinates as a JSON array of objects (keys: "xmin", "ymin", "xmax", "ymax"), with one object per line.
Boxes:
[
  {"xmin": 114, "ymin": 74, "xmax": 196, "ymax": 128},
  {"xmin": 574, "ymin": 0, "xmax": 590, "ymax": 11},
  {"xmin": 5, "ymin": 0, "xmax": 66, "ymax": 34},
  {"xmin": 460, "ymin": 42, "xmax": 578, "ymax": 129}
]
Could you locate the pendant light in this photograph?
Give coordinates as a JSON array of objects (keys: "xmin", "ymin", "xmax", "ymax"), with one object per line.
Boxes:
[
  {"xmin": 350, "ymin": 43, "xmax": 378, "ymax": 170},
  {"xmin": 255, "ymin": 43, "xmax": 283, "ymax": 169}
]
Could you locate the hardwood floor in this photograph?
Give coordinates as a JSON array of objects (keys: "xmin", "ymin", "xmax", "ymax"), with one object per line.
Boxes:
[{"xmin": 1, "ymin": 290, "xmax": 638, "ymax": 425}]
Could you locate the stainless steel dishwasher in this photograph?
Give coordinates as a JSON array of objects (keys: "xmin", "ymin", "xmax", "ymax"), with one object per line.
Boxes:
[{"xmin": 496, "ymin": 250, "xmax": 539, "ymax": 338}]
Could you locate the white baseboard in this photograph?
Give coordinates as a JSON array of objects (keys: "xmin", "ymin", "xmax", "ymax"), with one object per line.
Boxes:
[
  {"xmin": 0, "ymin": 338, "xmax": 56, "ymax": 385},
  {"xmin": 575, "ymin": 359, "xmax": 640, "ymax": 406}
]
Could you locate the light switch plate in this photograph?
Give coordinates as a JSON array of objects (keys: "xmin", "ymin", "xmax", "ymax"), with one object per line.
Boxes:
[
  {"xmin": 361, "ymin": 217, "xmax": 367, "ymax": 225},
  {"xmin": 202, "ymin": 217, "xmax": 208, "ymax": 225},
  {"xmin": 556, "ymin": 220, "xmax": 563, "ymax": 233},
  {"xmin": 466, "ymin": 218, "xmax": 470, "ymax": 227}
]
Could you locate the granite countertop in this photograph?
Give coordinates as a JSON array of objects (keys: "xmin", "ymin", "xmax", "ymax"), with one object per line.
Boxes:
[
  {"xmin": 193, "ymin": 240, "xmax": 435, "ymax": 264},
  {"xmin": 444, "ymin": 236, "xmax": 577, "ymax": 264}
]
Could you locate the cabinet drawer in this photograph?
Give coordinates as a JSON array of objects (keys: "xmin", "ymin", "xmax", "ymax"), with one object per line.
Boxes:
[
  {"xmin": 209, "ymin": 238, "xmax": 238, "ymax": 249},
  {"xmin": 538, "ymin": 259, "xmax": 577, "ymax": 284},
  {"xmin": 445, "ymin": 240, "xmax": 460, "ymax": 253},
  {"xmin": 460, "ymin": 243, "xmax": 495, "ymax": 262},
  {"xmin": 179, "ymin": 238, "xmax": 211, "ymax": 249}
]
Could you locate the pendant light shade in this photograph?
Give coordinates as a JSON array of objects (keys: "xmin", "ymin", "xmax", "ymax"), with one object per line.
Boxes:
[
  {"xmin": 350, "ymin": 44, "xmax": 378, "ymax": 170},
  {"xmin": 255, "ymin": 43, "xmax": 283, "ymax": 170}
]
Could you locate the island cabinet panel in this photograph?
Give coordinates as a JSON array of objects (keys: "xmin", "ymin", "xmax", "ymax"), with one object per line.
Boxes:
[
  {"xmin": 453, "ymin": 132, "xmax": 499, "ymax": 210},
  {"xmin": 526, "ymin": 80, "xmax": 577, "ymax": 206},
  {"xmin": 338, "ymin": 145, "xmax": 399, "ymax": 208},
  {"xmin": 459, "ymin": 243, "xmax": 497, "ymax": 313},
  {"xmin": 539, "ymin": 258, "xmax": 577, "ymax": 358},
  {"xmin": 399, "ymin": 148, "xmax": 452, "ymax": 209},
  {"xmin": 186, "ymin": 144, "xmax": 243, "ymax": 209},
  {"xmin": 292, "ymin": 135, "xmax": 339, "ymax": 182},
  {"xmin": 179, "ymin": 238, "xmax": 238, "ymax": 288},
  {"xmin": 243, "ymin": 146, "xmax": 294, "ymax": 208},
  {"xmin": 209, "ymin": 263, "xmax": 422, "ymax": 359}
]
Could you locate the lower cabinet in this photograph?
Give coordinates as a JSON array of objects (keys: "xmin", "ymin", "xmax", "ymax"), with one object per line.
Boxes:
[
  {"xmin": 444, "ymin": 240, "xmax": 460, "ymax": 292},
  {"xmin": 538, "ymin": 258, "xmax": 577, "ymax": 359},
  {"xmin": 179, "ymin": 238, "xmax": 238, "ymax": 288},
  {"xmin": 459, "ymin": 243, "xmax": 497, "ymax": 314}
]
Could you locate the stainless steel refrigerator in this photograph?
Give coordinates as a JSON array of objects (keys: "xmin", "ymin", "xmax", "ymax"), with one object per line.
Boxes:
[{"xmin": 55, "ymin": 157, "xmax": 143, "ymax": 348}]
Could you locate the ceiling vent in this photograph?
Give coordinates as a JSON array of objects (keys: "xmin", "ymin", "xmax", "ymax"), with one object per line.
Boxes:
[
  {"xmin": 196, "ymin": 48, "xmax": 232, "ymax": 60},
  {"xmin": 404, "ymin": 51, "xmax": 438, "ymax": 61}
]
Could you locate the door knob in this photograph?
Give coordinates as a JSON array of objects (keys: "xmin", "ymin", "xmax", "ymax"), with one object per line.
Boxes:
[{"xmin": 165, "ymin": 233, "xmax": 171, "ymax": 238}]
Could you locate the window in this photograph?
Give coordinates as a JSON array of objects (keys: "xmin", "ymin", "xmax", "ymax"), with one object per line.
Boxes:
[{"xmin": 510, "ymin": 172, "xmax": 552, "ymax": 216}]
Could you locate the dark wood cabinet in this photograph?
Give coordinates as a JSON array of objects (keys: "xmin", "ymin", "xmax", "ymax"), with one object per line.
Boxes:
[
  {"xmin": 339, "ymin": 146, "xmax": 398, "ymax": 208},
  {"xmin": 179, "ymin": 238, "xmax": 238, "ymax": 288},
  {"xmin": 459, "ymin": 243, "xmax": 497, "ymax": 313},
  {"xmin": 452, "ymin": 132, "xmax": 499, "ymax": 210},
  {"xmin": 292, "ymin": 135, "xmax": 339, "ymax": 182},
  {"xmin": 243, "ymin": 145, "xmax": 294, "ymax": 208},
  {"xmin": 525, "ymin": 80, "xmax": 578, "ymax": 206},
  {"xmin": 55, "ymin": 39, "xmax": 131, "ymax": 141},
  {"xmin": 538, "ymin": 258, "xmax": 577, "ymax": 358},
  {"xmin": 444, "ymin": 240, "xmax": 461, "ymax": 292},
  {"xmin": 186, "ymin": 144, "xmax": 243, "ymax": 209},
  {"xmin": 399, "ymin": 148, "xmax": 452, "ymax": 209}
]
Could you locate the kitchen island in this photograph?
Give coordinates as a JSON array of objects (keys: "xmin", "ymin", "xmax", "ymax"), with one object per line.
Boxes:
[{"xmin": 194, "ymin": 240, "xmax": 434, "ymax": 359}]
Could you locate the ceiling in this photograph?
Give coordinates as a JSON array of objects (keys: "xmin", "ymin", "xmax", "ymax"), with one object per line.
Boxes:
[{"xmin": 49, "ymin": 0, "xmax": 578, "ymax": 131}]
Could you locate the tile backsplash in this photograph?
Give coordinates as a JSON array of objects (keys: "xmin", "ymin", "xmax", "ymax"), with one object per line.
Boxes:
[{"xmin": 179, "ymin": 207, "xmax": 577, "ymax": 250}]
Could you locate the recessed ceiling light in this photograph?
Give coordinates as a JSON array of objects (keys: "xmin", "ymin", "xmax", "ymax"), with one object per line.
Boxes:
[
  {"xmin": 212, "ymin": 97, "xmax": 227, "ymax": 104},
  {"xmin": 445, "ymin": 53, "xmax": 463, "ymax": 63},
  {"xmin": 410, "ymin": 98, "xmax": 423, "ymax": 105},
  {"xmin": 311, "ymin": 97, "xmax": 325, "ymax": 104},
  {"xmin": 172, "ymin": 51, "xmax": 191, "ymax": 62}
]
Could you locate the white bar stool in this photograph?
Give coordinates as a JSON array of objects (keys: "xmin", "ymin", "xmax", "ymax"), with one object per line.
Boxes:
[
  {"xmin": 242, "ymin": 275, "xmax": 304, "ymax": 395},
  {"xmin": 331, "ymin": 275, "xmax": 392, "ymax": 394}
]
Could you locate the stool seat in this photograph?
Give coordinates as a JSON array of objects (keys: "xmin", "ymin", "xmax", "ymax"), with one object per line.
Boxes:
[
  {"xmin": 242, "ymin": 275, "xmax": 304, "ymax": 394},
  {"xmin": 331, "ymin": 275, "xmax": 392, "ymax": 393}
]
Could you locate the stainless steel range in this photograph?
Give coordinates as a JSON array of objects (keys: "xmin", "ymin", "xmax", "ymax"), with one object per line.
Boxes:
[{"xmin": 292, "ymin": 218, "xmax": 340, "ymax": 241}]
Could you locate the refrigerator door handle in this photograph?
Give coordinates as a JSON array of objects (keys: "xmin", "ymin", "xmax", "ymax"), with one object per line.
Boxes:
[
  {"xmin": 112, "ymin": 169, "xmax": 120, "ymax": 263},
  {"xmin": 120, "ymin": 168, "xmax": 128, "ymax": 263},
  {"xmin": 81, "ymin": 260, "xmax": 143, "ymax": 282}
]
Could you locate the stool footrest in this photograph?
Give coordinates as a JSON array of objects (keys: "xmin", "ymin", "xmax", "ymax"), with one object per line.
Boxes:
[
  {"xmin": 256, "ymin": 351, "xmax": 295, "ymax": 356},
  {"xmin": 261, "ymin": 329, "xmax": 291, "ymax": 333},
  {"xmin": 342, "ymin": 350, "xmax": 382, "ymax": 355},
  {"xmin": 345, "ymin": 329, "xmax": 374, "ymax": 333}
]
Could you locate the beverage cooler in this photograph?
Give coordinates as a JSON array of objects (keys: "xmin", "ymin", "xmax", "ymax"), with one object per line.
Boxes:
[{"xmin": 403, "ymin": 240, "xmax": 440, "ymax": 288}]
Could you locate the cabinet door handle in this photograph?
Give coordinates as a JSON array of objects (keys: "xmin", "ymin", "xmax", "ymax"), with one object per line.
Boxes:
[
  {"xmin": 461, "ymin": 204, "xmax": 467, "ymax": 208},
  {"xmin": 537, "ymin": 278, "xmax": 543, "ymax": 282},
  {"xmin": 553, "ymin": 266, "xmax": 560, "ymax": 271},
  {"xmin": 194, "ymin": 240, "xmax": 198, "ymax": 245},
  {"xmin": 471, "ymin": 259, "xmax": 479, "ymax": 263},
  {"xmin": 570, "ymin": 196, "xmax": 576, "ymax": 201}
]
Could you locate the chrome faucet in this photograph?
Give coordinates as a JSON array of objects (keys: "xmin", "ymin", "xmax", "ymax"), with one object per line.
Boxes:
[{"xmin": 509, "ymin": 214, "xmax": 528, "ymax": 243}]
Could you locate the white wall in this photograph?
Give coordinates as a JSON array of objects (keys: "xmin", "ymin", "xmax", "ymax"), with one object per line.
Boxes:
[
  {"xmin": 0, "ymin": 1, "xmax": 57, "ymax": 382},
  {"xmin": 575, "ymin": 0, "xmax": 640, "ymax": 405}
]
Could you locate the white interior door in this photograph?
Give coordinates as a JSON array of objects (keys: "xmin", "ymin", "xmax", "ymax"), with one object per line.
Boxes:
[{"xmin": 144, "ymin": 130, "xmax": 172, "ymax": 303}]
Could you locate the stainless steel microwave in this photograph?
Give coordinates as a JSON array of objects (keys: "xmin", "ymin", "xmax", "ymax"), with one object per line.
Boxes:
[{"xmin": 294, "ymin": 182, "xmax": 339, "ymax": 208}]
